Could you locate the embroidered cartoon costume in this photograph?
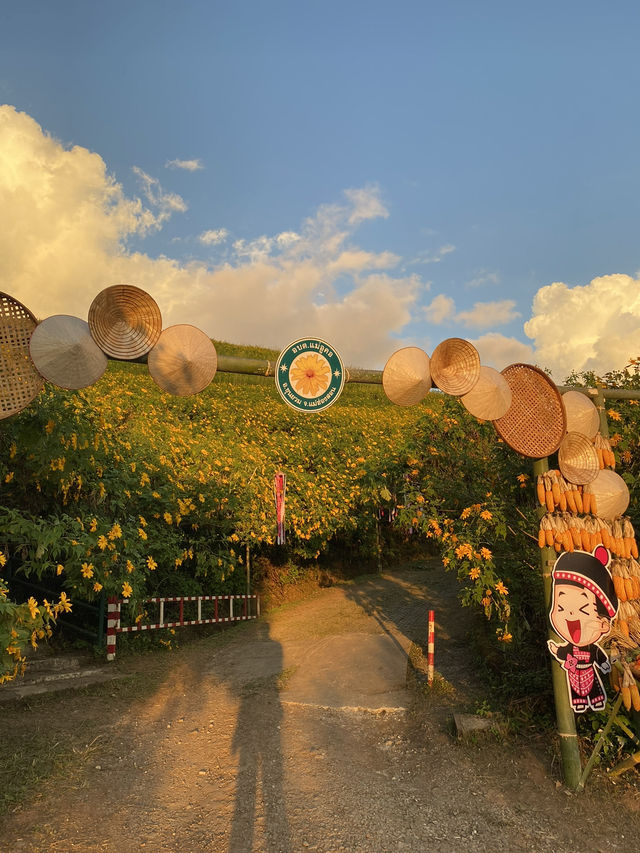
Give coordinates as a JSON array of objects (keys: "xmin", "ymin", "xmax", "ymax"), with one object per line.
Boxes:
[{"xmin": 547, "ymin": 545, "xmax": 618, "ymax": 714}]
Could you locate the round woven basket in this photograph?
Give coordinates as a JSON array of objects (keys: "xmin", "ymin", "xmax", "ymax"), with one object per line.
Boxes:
[
  {"xmin": 493, "ymin": 363, "xmax": 566, "ymax": 458},
  {"xmin": 382, "ymin": 347, "xmax": 431, "ymax": 406},
  {"xmin": 461, "ymin": 365, "xmax": 512, "ymax": 420},
  {"xmin": 562, "ymin": 390, "xmax": 600, "ymax": 439},
  {"xmin": 148, "ymin": 325, "xmax": 217, "ymax": 396},
  {"xmin": 557, "ymin": 431, "xmax": 599, "ymax": 485},
  {"xmin": 430, "ymin": 338, "xmax": 480, "ymax": 396},
  {"xmin": 30, "ymin": 315, "xmax": 108, "ymax": 390},
  {"xmin": 88, "ymin": 285, "xmax": 162, "ymax": 360},
  {"xmin": 0, "ymin": 292, "xmax": 44, "ymax": 419},
  {"xmin": 589, "ymin": 469, "xmax": 630, "ymax": 521}
]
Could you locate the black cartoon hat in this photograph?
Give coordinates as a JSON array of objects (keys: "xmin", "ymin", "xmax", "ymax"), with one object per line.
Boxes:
[{"xmin": 551, "ymin": 545, "xmax": 618, "ymax": 618}]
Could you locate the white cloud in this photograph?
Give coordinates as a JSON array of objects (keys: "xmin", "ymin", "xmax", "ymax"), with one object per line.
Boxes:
[
  {"xmin": 165, "ymin": 158, "xmax": 204, "ymax": 171},
  {"xmin": 132, "ymin": 166, "xmax": 188, "ymax": 224},
  {"xmin": 327, "ymin": 250, "xmax": 399, "ymax": 274},
  {"xmin": 525, "ymin": 274, "xmax": 640, "ymax": 380},
  {"xmin": 344, "ymin": 185, "xmax": 388, "ymax": 224},
  {"xmin": 413, "ymin": 244, "xmax": 456, "ymax": 265},
  {"xmin": 199, "ymin": 228, "xmax": 229, "ymax": 246},
  {"xmin": 425, "ymin": 294, "xmax": 456, "ymax": 325},
  {"xmin": 0, "ymin": 106, "xmax": 421, "ymax": 367},
  {"xmin": 457, "ymin": 299, "xmax": 520, "ymax": 330},
  {"xmin": 471, "ymin": 333, "xmax": 534, "ymax": 371},
  {"xmin": 466, "ymin": 271, "xmax": 500, "ymax": 288}
]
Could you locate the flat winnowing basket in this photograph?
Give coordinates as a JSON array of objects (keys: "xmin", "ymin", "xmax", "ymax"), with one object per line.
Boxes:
[
  {"xmin": 493, "ymin": 363, "xmax": 566, "ymax": 458},
  {"xmin": 30, "ymin": 315, "xmax": 108, "ymax": 390},
  {"xmin": 0, "ymin": 292, "xmax": 44, "ymax": 419},
  {"xmin": 148, "ymin": 325, "xmax": 217, "ymax": 396},
  {"xmin": 88, "ymin": 285, "xmax": 162, "ymax": 360},
  {"xmin": 430, "ymin": 338, "xmax": 480, "ymax": 396},
  {"xmin": 558, "ymin": 431, "xmax": 599, "ymax": 485},
  {"xmin": 382, "ymin": 346, "xmax": 431, "ymax": 406},
  {"xmin": 562, "ymin": 390, "xmax": 600, "ymax": 439}
]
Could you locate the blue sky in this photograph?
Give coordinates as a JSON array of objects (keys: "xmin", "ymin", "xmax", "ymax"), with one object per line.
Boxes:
[{"xmin": 2, "ymin": 1, "xmax": 640, "ymax": 377}]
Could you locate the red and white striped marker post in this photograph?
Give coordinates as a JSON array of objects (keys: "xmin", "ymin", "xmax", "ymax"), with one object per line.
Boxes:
[
  {"xmin": 106, "ymin": 596, "xmax": 120, "ymax": 662},
  {"xmin": 427, "ymin": 609, "xmax": 435, "ymax": 686}
]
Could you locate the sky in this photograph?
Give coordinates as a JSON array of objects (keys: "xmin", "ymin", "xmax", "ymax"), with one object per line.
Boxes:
[{"xmin": 1, "ymin": 0, "xmax": 640, "ymax": 380}]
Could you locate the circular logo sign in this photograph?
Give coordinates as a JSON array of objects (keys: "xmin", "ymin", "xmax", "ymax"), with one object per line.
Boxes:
[{"xmin": 275, "ymin": 338, "xmax": 345, "ymax": 413}]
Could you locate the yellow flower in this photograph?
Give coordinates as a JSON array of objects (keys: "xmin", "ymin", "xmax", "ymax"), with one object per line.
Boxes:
[
  {"xmin": 5, "ymin": 471, "xmax": 14, "ymax": 483},
  {"xmin": 289, "ymin": 353, "xmax": 332, "ymax": 397},
  {"xmin": 126, "ymin": 560, "xmax": 135, "ymax": 573},
  {"xmin": 495, "ymin": 581, "xmax": 509, "ymax": 596},
  {"xmin": 498, "ymin": 632, "xmax": 513, "ymax": 643},
  {"xmin": 480, "ymin": 510, "xmax": 492, "ymax": 521},
  {"xmin": 146, "ymin": 556, "xmax": 157, "ymax": 571},
  {"xmin": 480, "ymin": 547, "xmax": 492, "ymax": 560},
  {"xmin": 442, "ymin": 557, "xmax": 450, "ymax": 567},
  {"xmin": 0, "ymin": 554, "xmax": 6, "ymax": 567},
  {"xmin": 138, "ymin": 527, "xmax": 148, "ymax": 540},
  {"xmin": 89, "ymin": 518, "xmax": 98, "ymax": 532},
  {"xmin": 27, "ymin": 596, "xmax": 39, "ymax": 620},
  {"xmin": 56, "ymin": 563, "xmax": 64, "ymax": 575},
  {"xmin": 97, "ymin": 535, "xmax": 108, "ymax": 551},
  {"xmin": 460, "ymin": 507, "xmax": 472, "ymax": 520},
  {"xmin": 121, "ymin": 581, "xmax": 133, "ymax": 599},
  {"xmin": 93, "ymin": 582, "xmax": 103, "ymax": 592},
  {"xmin": 607, "ymin": 409, "xmax": 622, "ymax": 421},
  {"xmin": 81, "ymin": 562, "xmax": 94, "ymax": 579},
  {"xmin": 469, "ymin": 567, "xmax": 481, "ymax": 580},
  {"xmin": 455, "ymin": 543, "xmax": 473, "ymax": 559},
  {"xmin": 108, "ymin": 522, "xmax": 122, "ymax": 540},
  {"xmin": 58, "ymin": 592, "xmax": 72, "ymax": 613},
  {"xmin": 139, "ymin": 516, "xmax": 147, "ymax": 527},
  {"xmin": 140, "ymin": 472, "xmax": 150, "ymax": 486},
  {"xmin": 163, "ymin": 511, "xmax": 173, "ymax": 525}
]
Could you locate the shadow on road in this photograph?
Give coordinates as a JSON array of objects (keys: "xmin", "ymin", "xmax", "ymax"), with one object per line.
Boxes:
[{"xmin": 228, "ymin": 620, "xmax": 292, "ymax": 853}]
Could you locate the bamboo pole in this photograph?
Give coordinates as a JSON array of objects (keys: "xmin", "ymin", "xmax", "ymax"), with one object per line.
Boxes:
[{"xmin": 533, "ymin": 456, "xmax": 583, "ymax": 790}]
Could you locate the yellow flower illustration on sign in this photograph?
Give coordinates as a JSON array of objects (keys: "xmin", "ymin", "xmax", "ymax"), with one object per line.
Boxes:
[{"xmin": 289, "ymin": 353, "xmax": 331, "ymax": 398}]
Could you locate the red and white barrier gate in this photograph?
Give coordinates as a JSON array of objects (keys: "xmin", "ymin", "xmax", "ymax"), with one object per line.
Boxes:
[{"xmin": 106, "ymin": 593, "xmax": 260, "ymax": 661}]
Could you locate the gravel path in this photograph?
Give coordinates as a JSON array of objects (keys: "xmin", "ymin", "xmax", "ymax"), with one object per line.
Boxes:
[{"xmin": 2, "ymin": 565, "xmax": 640, "ymax": 852}]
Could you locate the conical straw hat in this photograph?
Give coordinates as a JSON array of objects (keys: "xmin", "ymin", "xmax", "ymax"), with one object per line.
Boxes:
[
  {"xmin": 0, "ymin": 292, "xmax": 43, "ymax": 419},
  {"xmin": 557, "ymin": 431, "xmax": 599, "ymax": 485},
  {"xmin": 148, "ymin": 325, "xmax": 217, "ymax": 396},
  {"xmin": 88, "ymin": 285, "xmax": 162, "ymax": 359},
  {"xmin": 30, "ymin": 315, "xmax": 108, "ymax": 390},
  {"xmin": 561, "ymin": 390, "xmax": 600, "ymax": 439},
  {"xmin": 589, "ymin": 469, "xmax": 630, "ymax": 521},
  {"xmin": 493, "ymin": 363, "xmax": 566, "ymax": 458},
  {"xmin": 461, "ymin": 365, "xmax": 512, "ymax": 420},
  {"xmin": 382, "ymin": 347, "xmax": 431, "ymax": 406},
  {"xmin": 430, "ymin": 338, "xmax": 480, "ymax": 396}
]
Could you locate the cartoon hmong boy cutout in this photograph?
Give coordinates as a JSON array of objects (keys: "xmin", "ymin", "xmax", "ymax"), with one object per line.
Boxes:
[{"xmin": 547, "ymin": 545, "xmax": 618, "ymax": 714}]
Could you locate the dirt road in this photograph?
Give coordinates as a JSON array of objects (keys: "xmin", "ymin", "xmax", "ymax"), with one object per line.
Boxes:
[{"xmin": 2, "ymin": 565, "xmax": 640, "ymax": 852}]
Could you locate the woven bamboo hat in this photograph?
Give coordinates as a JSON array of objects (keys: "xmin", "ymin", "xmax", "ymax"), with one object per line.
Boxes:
[
  {"xmin": 0, "ymin": 292, "xmax": 44, "ymax": 419},
  {"xmin": 382, "ymin": 347, "xmax": 431, "ymax": 406},
  {"xmin": 148, "ymin": 325, "xmax": 217, "ymax": 396},
  {"xmin": 557, "ymin": 431, "xmax": 599, "ymax": 485},
  {"xmin": 493, "ymin": 363, "xmax": 566, "ymax": 458},
  {"xmin": 29, "ymin": 315, "xmax": 108, "ymax": 390},
  {"xmin": 430, "ymin": 338, "xmax": 480, "ymax": 396},
  {"xmin": 88, "ymin": 285, "xmax": 162, "ymax": 360},
  {"xmin": 561, "ymin": 390, "xmax": 600, "ymax": 439},
  {"xmin": 589, "ymin": 469, "xmax": 630, "ymax": 521},
  {"xmin": 461, "ymin": 365, "xmax": 512, "ymax": 420}
]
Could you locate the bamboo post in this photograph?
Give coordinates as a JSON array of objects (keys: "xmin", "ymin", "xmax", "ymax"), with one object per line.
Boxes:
[
  {"xmin": 246, "ymin": 544, "xmax": 251, "ymax": 596},
  {"xmin": 533, "ymin": 456, "xmax": 583, "ymax": 789}
]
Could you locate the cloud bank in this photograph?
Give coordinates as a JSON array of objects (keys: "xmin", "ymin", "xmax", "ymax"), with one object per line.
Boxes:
[
  {"xmin": 0, "ymin": 106, "xmax": 421, "ymax": 367},
  {"xmin": 524, "ymin": 275, "xmax": 640, "ymax": 379}
]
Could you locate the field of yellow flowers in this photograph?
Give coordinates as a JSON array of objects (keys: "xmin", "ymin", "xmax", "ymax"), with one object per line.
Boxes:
[{"xmin": 0, "ymin": 350, "xmax": 548, "ymax": 683}]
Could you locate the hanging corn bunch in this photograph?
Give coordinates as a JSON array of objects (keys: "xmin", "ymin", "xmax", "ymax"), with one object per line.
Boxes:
[{"xmin": 594, "ymin": 432, "xmax": 616, "ymax": 469}]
